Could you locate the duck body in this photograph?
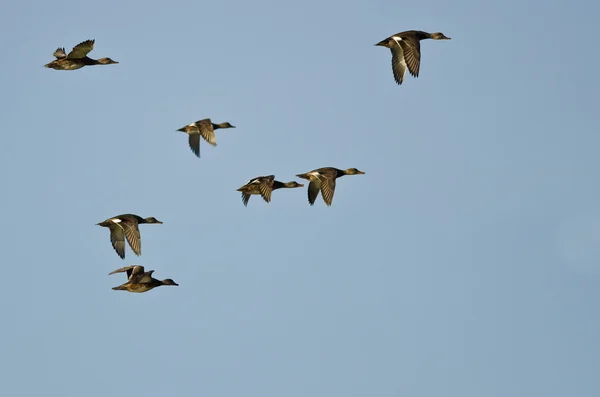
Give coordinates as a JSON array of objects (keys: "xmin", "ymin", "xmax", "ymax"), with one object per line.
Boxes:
[
  {"xmin": 176, "ymin": 118, "xmax": 235, "ymax": 157},
  {"xmin": 109, "ymin": 265, "xmax": 178, "ymax": 293},
  {"xmin": 296, "ymin": 167, "xmax": 365, "ymax": 206},
  {"xmin": 96, "ymin": 214, "xmax": 162, "ymax": 259},
  {"xmin": 236, "ymin": 175, "xmax": 304, "ymax": 206},
  {"xmin": 375, "ymin": 30, "xmax": 450, "ymax": 85},
  {"xmin": 44, "ymin": 39, "xmax": 118, "ymax": 70}
]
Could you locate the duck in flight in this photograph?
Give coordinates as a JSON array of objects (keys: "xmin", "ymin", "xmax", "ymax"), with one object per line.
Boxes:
[
  {"xmin": 236, "ymin": 175, "xmax": 304, "ymax": 206},
  {"xmin": 177, "ymin": 118, "xmax": 235, "ymax": 158},
  {"xmin": 296, "ymin": 167, "xmax": 365, "ymax": 206},
  {"xmin": 96, "ymin": 214, "xmax": 162, "ymax": 259},
  {"xmin": 375, "ymin": 30, "xmax": 450, "ymax": 85},
  {"xmin": 109, "ymin": 265, "xmax": 178, "ymax": 293},
  {"xmin": 44, "ymin": 39, "xmax": 118, "ymax": 70}
]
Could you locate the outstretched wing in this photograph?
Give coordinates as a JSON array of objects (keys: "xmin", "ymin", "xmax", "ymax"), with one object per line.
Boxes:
[
  {"xmin": 122, "ymin": 222, "xmax": 142, "ymax": 256},
  {"xmin": 320, "ymin": 177, "xmax": 336, "ymax": 206},
  {"xmin": 108, "ymin": 265, "xmax": 145, "ymax": 280},
  {"xmin": 307, "ymin": 180, "xmax": 321, "ymax": 205},
  {"xmin": 258, "ymin": 177, "xmax": 275, "ymax": 203},
  {"xmin": 390, "ymin": 38, "xmax": 407, "ymax": 85},
  {"xmin": 241, "ymin": 192, "xmax": 251, "ymax": 206},
  {"xmin": 67, "ymin": 39, "xmax": 95, "ymax": 58},
  {"xmin": 196, "ymin": 120, "xmax": 217, "ymax": 146},
  {"xmin": 108, "ymin": 225, "xmax": 126, "ymax": 259},
  {"xmin": 188, "ymin": 134, "xmax": 200, "ymax": 157},
  {"xmin": 399, "ymin": 39, "xmax": 421, "ymax": 77}
]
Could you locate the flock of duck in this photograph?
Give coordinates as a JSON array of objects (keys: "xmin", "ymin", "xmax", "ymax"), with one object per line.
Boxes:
[{"xmin": 46, "ymin": 30, "xmax": 450, "ymax": 293}]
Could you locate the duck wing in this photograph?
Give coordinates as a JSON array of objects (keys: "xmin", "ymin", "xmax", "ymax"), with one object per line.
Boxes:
[
  {"xmin": 53, "ymin": 47, "xmax": 67, "ymax": 59},
  {"xmin": 188, "ymin": 133, "xmax": 200, "ymax": 157},
  {"xmin": 240, "ymin": 192, "xmax": 251, "ymax": 206},
  {"xmin": 399, "ymin": 39, "xmax": 421, "ymax": 77},
  {"xmin": 258, "ymin": 176, "xmax": 275, "ymax": 203},
  {"xmin": 196, "ymin": 120, "xmax": 217, "ymax": 146},
  {"xmin": 390, "ymin": 38, "xmax": 407, "ymax": 85},
  {"xmin": 67, "ymin": 39, "xmax": 95, "ymax": 59},
  {"xmin": 109, "ymin": 265, "xmax": 145, "ymax": 280},
  {"xmin": 122, "ymin": 222, "xmax": 142, "ymax": 256},
  {"xmin": 136, "ymin": 270, "xmax": 155, "ymax": 284},
  {"xmin": 320, "ymin": 176, "xmax": 336, "ymax": 206},
  {"xmin": 108, "ymin": 224, "xmax": 126, "ymax": 259},
  {"xmin": 307, "ymin": 180, "xmax": 321, "ymax": 205}
]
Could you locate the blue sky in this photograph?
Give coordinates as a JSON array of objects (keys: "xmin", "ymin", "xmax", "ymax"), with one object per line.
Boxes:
[{"xmin": 1, "ymin": 0, "xmax": 599, "ymax": 395}]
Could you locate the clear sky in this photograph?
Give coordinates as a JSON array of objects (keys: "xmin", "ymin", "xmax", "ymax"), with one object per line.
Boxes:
[{"xmin": 1, "ymin": 0, "xmax": 599, "ymax": 395}]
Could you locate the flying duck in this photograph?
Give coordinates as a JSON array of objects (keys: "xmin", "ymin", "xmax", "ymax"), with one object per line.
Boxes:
[
  {"xmin": 236, "ymin": 175, "xmax": 304, "ymax": 206},
  {"xmin": 44, "ymin": 39, "xmax": 118, "ymax": 70},
  {"xmin": 176, "ymin": 119, "xmax": 235, "ymax": 157},
  {"xmin": 96, "ymin": 214, "xmax": 162, "ymax": 259},
  {"xmin": 375, "ymin": 30, "xmax": 450, "ymax": 85},
  {"xmin": 296, "ymin": 167, "xmax": 365, "ymax": 206},
  {"xmin": 109, "ymin": 265, "xmax": 178, "ymax": 293}
]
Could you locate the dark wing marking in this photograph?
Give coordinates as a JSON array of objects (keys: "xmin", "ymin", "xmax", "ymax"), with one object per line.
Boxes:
[
  {"xmin": 307, "ymin": 180, "xmax": 321, "ymax": 206},
  {"xmin": 67, "ymin": 39, "xmax": 95, "ymax": 58},
  {"xmin": 109, "ymin": 225, "xmax": 126, "ymax": 259},
  {"xmin": 188, "ymin": 134, "xmax": 200, "ymax": 157},
  {"xmin": 241, "ymin": 192, "xmax": 251, "ymax": 206}
]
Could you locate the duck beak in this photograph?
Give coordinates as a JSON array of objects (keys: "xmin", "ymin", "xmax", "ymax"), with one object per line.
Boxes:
[{"xmin": 357, "ymin": 171, "xmax": 365, "ymax": 174}]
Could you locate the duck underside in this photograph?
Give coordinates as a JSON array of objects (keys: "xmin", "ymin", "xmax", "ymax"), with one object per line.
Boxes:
[
  {"xmin": 112, "ymin": 284, "xmax": 153, "ymax": 293},
  {"xmin": 44, "ymin": 61, "xmax": 85, "ymax": 71}
]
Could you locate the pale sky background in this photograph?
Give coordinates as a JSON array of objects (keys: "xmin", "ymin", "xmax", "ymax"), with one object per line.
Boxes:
[{"xmin": 1, "ymin": 0, "xmax": 599, "ymax": 396}]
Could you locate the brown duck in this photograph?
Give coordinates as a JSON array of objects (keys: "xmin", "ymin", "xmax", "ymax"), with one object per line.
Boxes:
[
  {"xmin": 177, "ymin": 119, "xmax": 235, "ymax": 157},
  {"xmin": 296, "ymin": 167, "xmax": 365, "ymax": 206},
  {"xmin": 236, "ymin": 175, "xmax": 304, "ymax": 206},
  {"xmin": 375, "ymin": 30, "xmax": 450, "ymax": 85},
  {"xmin": 109, "ymin": 265, "xmax": 178, "ymax": 293},
  {"xmin": 44, "ymin": 39, "xmax": 118, "ymax": 70},
  {"xmin": 96, "ymin": 214, "xmax": 162, "ymax": 259}
]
